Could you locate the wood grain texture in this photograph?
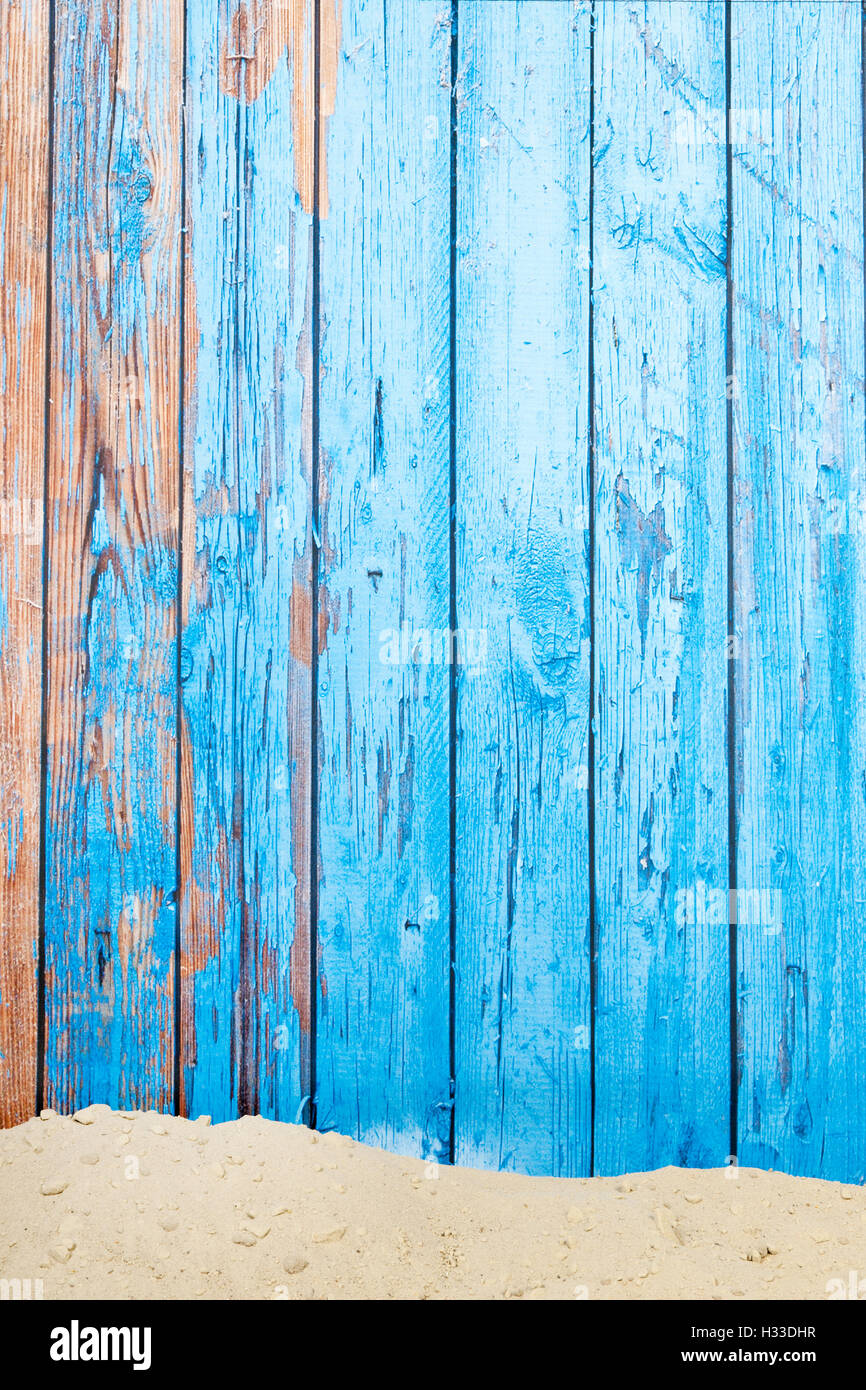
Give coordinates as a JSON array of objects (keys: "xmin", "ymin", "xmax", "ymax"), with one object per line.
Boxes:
[
  {"xmin": 592, "ymin": 0, "xmax": 730, "ymax": 1174},
  {"xmin": 732, "ymin": 1, "xmax": 866, "ymax": 1181},
  {"xmin": 454, "ymin": 0, "xmax": 593, "ymax": 1176},
  {"xmin": 44, "ymin": 0, "xmax": 183, "ymax": 1112},
  {"xmin": 0, "ymin": 2, "xmax": 49, "ymax": 1126},
  {"xmin": 181, "ymin": 0, "xmax": 315, "ymax": 1120},
  {"xmin": 315, "ymin": 0, "xmax": 452, "ymax": 1157},
  {"xmin": 4, "ymin": 0, "xmax": 865, "ymax": 1184}
]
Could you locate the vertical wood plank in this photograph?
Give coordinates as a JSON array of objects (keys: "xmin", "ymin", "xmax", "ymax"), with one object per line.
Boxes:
[
  {"xmin": 0, "ymin": 3, "xmax": 49, "ymax": 1126},
  {"xmin": 455, "ymin": 0, "xmax": 593, "ymax": 1176},
  {"xmin": 592, "ymin": 0, "xmax": 730, "ymax": 1173},
  {"xmin": 732, "ymin": 1, "xmax": 866, "ymax": 1181},
  {"xmin": 44, "ymin": 0, "xmax": 183, "ymax": 1112},
  {"xmin": 315, "ymin": 0, "xmax": 452, "ymax": 1156},
  {"xmin": 181, "ymin": 0, "xmax": 315, "ymax": 1120}
]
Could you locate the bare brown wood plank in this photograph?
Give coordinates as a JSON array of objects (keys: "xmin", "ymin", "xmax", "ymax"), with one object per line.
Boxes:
[{"xmin": 0, "ymin": 2, "xmax": 50, "ymax": 1127}]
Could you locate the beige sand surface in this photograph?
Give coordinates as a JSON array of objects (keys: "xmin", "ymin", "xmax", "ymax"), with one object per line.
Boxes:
[{"xmin": 1, "ymin": 1107, "xmax": 864, "ymax": 1300}]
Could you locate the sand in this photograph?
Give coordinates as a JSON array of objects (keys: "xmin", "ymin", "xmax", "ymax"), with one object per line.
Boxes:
[{"xmin": 0, "ymin": 1107, "xmax": 864, "ymax": 1300}]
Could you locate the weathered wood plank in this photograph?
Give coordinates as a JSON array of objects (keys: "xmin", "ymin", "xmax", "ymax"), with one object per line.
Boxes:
[
  {"xmin": 181, "ymin": 0, "xmax": 316, "ymax": 1120},
  {"xmin": 732, "ymin": 0, "xmax": 866, "ymax": 1181},
  {"xmin": 44, "ymin": 0, "xmax": 183, "ymax": 1111},
  {"xmin": 454, "ymin": 0, "xmax": 593, "ymax": 1176},
  {"xmin": 0, "ymin": 2, "xmax": 49, "ymax": 1126},
  {"xmin": 315, "ymin": 0, "xmax": 452, "ymax": 1157},
  {"xmin": 592, "ymin": 0, "xmax": 730, "ymax": 1173}
]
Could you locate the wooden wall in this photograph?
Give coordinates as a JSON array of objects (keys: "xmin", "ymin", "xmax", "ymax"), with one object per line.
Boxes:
[{"xmin": 1, "ymin": 0, "xmax": 865, "ymax": 1184}]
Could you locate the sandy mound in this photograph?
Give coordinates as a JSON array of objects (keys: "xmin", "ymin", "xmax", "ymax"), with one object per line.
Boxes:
[{"xmin": 0, "ymin": 1108, "xmax": 863, "ymax": 1300}]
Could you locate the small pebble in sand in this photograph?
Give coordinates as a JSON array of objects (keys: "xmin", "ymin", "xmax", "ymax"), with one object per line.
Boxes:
[
  {"xmin": 72, "ymin": 1106, "xmax": 107, "ymax": 1126},
  {"xmin": 312, "ymin": 1226, "xmax": 346, "ymax": 1244},
  {"xmin": 40, "ymin": 1178, "xmax": 68, "ymax": 1196},
  {"xmin": 232, "ymin": 1232, "xmax": 257, "ymax": 1247},
  {"xmin": 79, "ymin": 1153, "xmax": 100, "ymax": 1166},
  {"xmin": 282, "ymin": 1255, "xmax": 309, "ymax": 1274}
]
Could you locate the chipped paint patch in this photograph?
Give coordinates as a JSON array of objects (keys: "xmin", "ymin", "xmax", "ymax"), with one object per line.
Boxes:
[
  {"xmin": 614, "ymin": 474, "xmax": 673, "ymax": 660},
  {"xmin": 218, "ymin": 0, "xmax": 342, "ymax": 216}
]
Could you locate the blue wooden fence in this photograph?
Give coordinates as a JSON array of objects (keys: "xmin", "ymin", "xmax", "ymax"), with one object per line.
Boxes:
[{"xmin": 1, "ymin": 0, "xmax": 865, "ymax": 1185}]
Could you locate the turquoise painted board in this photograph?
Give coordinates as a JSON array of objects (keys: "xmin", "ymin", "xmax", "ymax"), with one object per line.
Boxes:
[
  {"xmin": 732, "ymin": 0, "xmax": 866, "ymax": 1182},
  {"xmin": 315, "ymin": 0, "xmax": 452, "ymax": 1157},
  {"xmin": 181, "ymin": 0, "xmax": 314, "ymax": 1121},
  {"xmin": 44, "ymin": 0, "xmax": 183, "ymax": 1113},
  {"xmin": 592, "ymin": 0, "xmax": 730, "ymax": 1173},
  {"xmin": 454, "ymin": 0, "xmax": 593, "ymax": 1176}
]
